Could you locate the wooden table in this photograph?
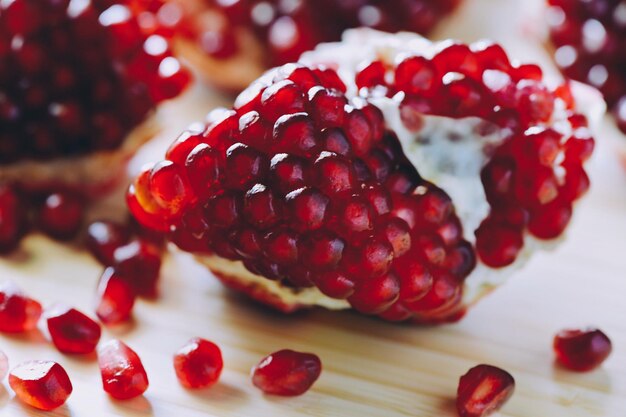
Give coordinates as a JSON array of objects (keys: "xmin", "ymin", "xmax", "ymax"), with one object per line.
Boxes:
[{"xmin": 1, "ymin": 0, "xmax": 625, "ymax": 415}]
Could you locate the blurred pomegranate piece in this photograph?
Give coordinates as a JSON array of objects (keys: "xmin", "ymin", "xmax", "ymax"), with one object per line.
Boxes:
[
  {"xmin": 9, "ymin": 361, "xmax": 73, "ymax": 411},
  {"xmin": 0, "ymin": 281, "xmax": 42, "ymax": 333},
  {"xmin": 554, "ymin": 327, "xmax": 612, "ymax": 371},
  {"xmin": 456, "ymin": 364, "xmax": 515, "ymax": 417}
]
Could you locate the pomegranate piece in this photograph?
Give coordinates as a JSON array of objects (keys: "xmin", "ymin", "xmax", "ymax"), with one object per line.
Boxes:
[
  {"xmin": 96, "ymin": 267, "xmax": 136, "ymax": 325},
  {"xmin": 554, "ymin": 328, "xmax": 612, "ymax": 372},
  {"xmin": 251, "ymin": 349, "xmax": 322, "ymax": 396},
  {"xmin": 456, "ymin": 364, "xmax": 515, "ymax": 417},
  {"xmin": 97, "ymin": 339, "xmax": 149, "ymax": 400},
  {"xmin": 9, "ymin": 361, "xmax": 73, "ymax": 411},
  {"xmin": 37, "ymin": 192, "xmax": 85, "ymax": 241},
  {"xmin": 547, "ymin": 0, "xmax": 626, "ymax": 134},
  {"xmin": 0, "ymin": 281, "xmax": 42, "ymax": 333},
  {"xmin": 0, "ymin": 183, "xmax": 25, "ymax": 253},
  {"xmin": 86, "ymin": 220, "xmax": 132, "ymax": 265},
  {"xmin": 113, "ymin": 239, "xmax": 162, "ymax": 297},
  {"xmin": 173, "ymin": 337, "xmax": 223, "ymax": 389},
  {"xmin": 45, "ymin": 305, "xmax": 101, "ymax": 354},
  {"xmin": 0, "ymin": 349, "xmax": 8, "ymax": 381},
  {"xmin": 0, "ymin": 0, "xmax": 189, "ymax": 165}
]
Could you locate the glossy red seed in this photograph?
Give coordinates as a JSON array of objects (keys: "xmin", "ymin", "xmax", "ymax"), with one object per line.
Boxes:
[
  {"xmin": 85, "ymin": 221, "xmax": 132, "ymax": 265},
  {"xmin": 98, "ymin": 340, "xmax": 149, "ymax": 400},
  {"xmin": 475, "ymin": 223, "xmax": 523, "ymax": 268},
  {"xmin": 251, "ymin": 349, "xmax": 321, "ymax": 396},
  {"xmin": 348, "ymin": 273, "xmax": 400, "ymax": 314},
  {"xmin": 554, "ymin": 328, "xmax": 612, "ymax": 372},
  {"xmin": 96, "ymin": 267, "xmax": 136, "ymax": 325},
  {"xmin": 356, "ymin": 61, "xmax": 387, "ymax": 90},
  {"xmin": 9, "ymin": 361, "xmax": 73, "ymax": 411},
  {"xmin": 37, "ymin": 192, "xmax": 84, "ymax": 241},
  {"xmin": 174, "ymin": 338, "xmax": 224, "ymax": 389},
  {"xmin": 0, "ymin": 281, "xmax": 42, "ymax": 333},
  {"xmin": 457, "ymin": 364, "xmax": 515, "ymax": 417},
  {"xmin": 45, "ymin": 306, "xmax": 101, "ymax": 354},
  {"xmin": 113, "ymin": 240, "xmax": 162, "ymax": 297}
]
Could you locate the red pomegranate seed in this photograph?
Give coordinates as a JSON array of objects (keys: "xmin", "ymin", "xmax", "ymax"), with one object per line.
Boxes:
[
  {"xmin": 113, "ymin": 239, "xmax": 162, "ymax": 297},
  {"xmin": 456, "ymin": 364, "xmax": 515, "ymax": 417},
  {"xmin": 85, "ymin": 220, "xmax": 132, "ymax": 265},
  {"xmin": 251, "ymin": 349, "xmax": 322, "ymax": 396},
  {"xmin": 9, "ymin": 361, "xmax": 73, "ymax": 411},
  {"xmin": 173, "ymin": 337, "xmax": 224, "ymax": 389},
  {"xmin": 0, "ymin": 281, "xmax": 42, "ymax": 333},
  {"xmin": 45, "ymin": 306, "xmax": 101, "ymax": 354},
  {"xmin": 0, "ymin": 183, "xmax": 25, "ymax": 253},
  {"xmin": 37, "ymin": 192, "xmax": 85, "ymax": 241},
  {"xmin": 98, "ymin": 339, "xmax": 149, "ymax": 399},
  {"xmin": 0, "ymin": 349, "xmax": 8, "ymax": 381},
  {"xmin": 96, "ymin": 267, "xmax": 136, "ymax": 325},
  {"xmin": 554, "ymin": 328, "xmax": 612, "ymax": 372}
]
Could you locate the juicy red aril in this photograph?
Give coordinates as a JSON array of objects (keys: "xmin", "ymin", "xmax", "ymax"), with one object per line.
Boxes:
[
  {"xmin": 251, "ymin": 349, "xmax": 321, "ymax": 396},
  {"xmin": 554, "ymin": 328, "xmax": 612, "ymax": 372},
  {"xmin": 45, "ymin": 306, "xmax": 101, "ymax": 354},
  {"xmin": 113, "ymin": 239, "xmax": 162, "ymax": 297},
  {"xmin": 96, "ymin": 267, "xmax": 136, "ymax": 325},
  {"xmin": 456, "ymin": 364, "xmax": 515, "ymax": 417},
  {"xmin": 98, "ymin": 339, "xmax": 149, "ymax": 400},
  {"xmin": 0, "ymin": 281, "xmax": 42, "ymax": 333},
  {"xmin": 9, "ymin": 361, "xmax": 73, "ymax": 411},
  {"xmin": 0, "ymin": 1, "xmax": 189, "ymax": 164},
  {"xmin": 37, "ymin": 192, "xmax": 84, "ymax": 241},
  {"xmin": 86, "ymin": 220, "xmax": 132, "ymax": 265},
  {"xmin": 0, "ymin": 183, "xmax": 25, "ymax": 253},
  {"xmin": 0, "ymin": 349, "xmax": 8, "ymax": 381},
  {"xmin": 475, "ymin": 222, "xmax": 524, "ymax": 268},
  {"xmin": 174, "ymin": 338, "xmax": 223, "ymax": 389}
]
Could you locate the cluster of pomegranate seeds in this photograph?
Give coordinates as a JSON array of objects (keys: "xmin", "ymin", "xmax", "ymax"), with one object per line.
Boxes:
[
  {"xmin": 173, "ymin": 337, "xmax": 224, "ymax": 389},
  {"xmin": 251, "ymin": 349, "xmax": 322, "ymax": 396},
  {"xmin": 97, "ymin": 339, "xmax": 149, "ymax": 400},
  {"xmin": 45, "ymin": 306, "xmax": 102, "ymax": 355},
  {"xmin": 129, "ymin": 63, "xmax": 476, "ymax": 323},
  {"xmin": 354, "ymin": 42, "xmax": 594, "ymax": 267},
  {"xmin": 547, "ymin": 0, "xmax": 626, "ymax": 133},
  {"xmin": 0, "ymin": 0, "xmax": 189, "ymax": 164},
  {"xmin": 0, "ymin": 281, "xmax": 42, "ymax": 333},
  {"xmin": 553, "ymin": 327, "xmax": 613, "ymax": 371},
  {"xmin": 150, "ymin": 0, "xmax": 459, "ymax": 66},
  {"xmin": 456, "ymin": 364, "xmax": 515, "ymax": 417},
  {"xmin": 9, "ymin": 361, "xmax": 73, "ymax": 411}
]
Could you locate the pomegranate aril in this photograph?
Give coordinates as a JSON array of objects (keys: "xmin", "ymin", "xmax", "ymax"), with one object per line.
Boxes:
[
  {"xmin": 251, "ymin": 349, "xmax": 321, "ymax": 396},
  {"xmin": 475, "ymin": 222, "xmax": 524, "ymax": 268},
  {"xmin": 85, "ymin": 220, "xmax": 132, "ymax": 265},
  {"xmin": 98, "ymin": 339, "xmax": 149, "ymax": 400},
  {"xmin": 0, "ymin": 281, "xmax": 42, "ymax": 333},
  {"xmin": 174, "ymin": 338, "xmax": 223, "ymax": 389},
  {"xmin": 96, "ymin": 267, "xmax": 136, "ymax": 325},
  {"xmin": 45, "ymin": 306, "xmax": 101, "ymax": 354},
  {"xmin": 554, "ymin": 328, "xmax": 612, "ymax": 372},
  {"xmin": 9, "ymin": 361, "xmax": 73, "ymax": 411},
  {"xmin": 37, "ymin": 192, "xmax": 85, "ymax": 241},
  {"xmin": 113, "ymin": 239, "xmax": 162, "ymax": 297},
  {"xmin": 456, "ymin": 364, "xmax": 515, "ymax": 417}
]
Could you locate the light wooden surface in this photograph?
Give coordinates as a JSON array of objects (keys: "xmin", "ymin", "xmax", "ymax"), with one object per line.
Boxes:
[{"xmin": 1, "ymin": 0, "xmax": 626, "ymax": 415}]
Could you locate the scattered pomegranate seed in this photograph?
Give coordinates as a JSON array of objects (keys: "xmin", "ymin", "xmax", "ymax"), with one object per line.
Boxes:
[
  {"xmin": 37, "ymin": 192, "xmax": 85, "ymax": 241},
  {"xmin": 554, "ymin": 328, "xmax": 612, "ymax": 372},
  {"xmin": 98, "ymin": 339, "xmax": 149, "ymax": 400},
  {"xmin": 96, "ymin": 267, "xmax": 137, "ymax": 325},
  {"xmin": 113, "ymin": 239, "xmax": 162, "ymax": 297},
  {"xmin": 45, "ymin": 305, "xmax": 101, "ymax": 354},
  {"xmin": 9, "ymin": 361, "xmax": 73, "ymax": 411},
  {"xmin": 173, "ymin": 337, "xmax": 224, "ymax": 389},
  {"xmin": 0, "ymin": 350, "xmax": 7, "ymax": 381},
  {"xmin": 251, "ymin": 349, "xmax": 322, "ymax": 396},
  {"xmin": 0, "ymin": 183, "xmax": 25, "ymax": 253},
  {"xmin": 456, "ymin": 364, "xmax": 515, "ymax": 417},
  {"xmin": 0, "ymin": 281, "xmax": 42, "ymax": 333},
  {"xmin": 85, "ymin": 220, "xmax": 132, "ymax": 265}
]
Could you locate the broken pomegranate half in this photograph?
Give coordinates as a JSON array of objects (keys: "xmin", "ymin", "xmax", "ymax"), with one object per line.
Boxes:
[
  {"xmin": 0, "ymin": 0, "xmax": 190, "ymax": 198},
  {"xmin": 9, "ymin": 360, "xmax": 73, "ymax": 411},
  {"xmin": 251, "ymin": 349, "xmax": 322, "ymax": 396},
  {"xmin": 143, "ymin": 0, "xmax": 461, "ymax": 90},
  {"xmin": 129, "ymin": 29, "xmax": 595, "ymax": 323}
]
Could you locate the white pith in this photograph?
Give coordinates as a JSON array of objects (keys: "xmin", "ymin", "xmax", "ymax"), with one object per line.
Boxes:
[{"xmin": 199, "ymin": 29, "xmax": 604, "ymax": 312}]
